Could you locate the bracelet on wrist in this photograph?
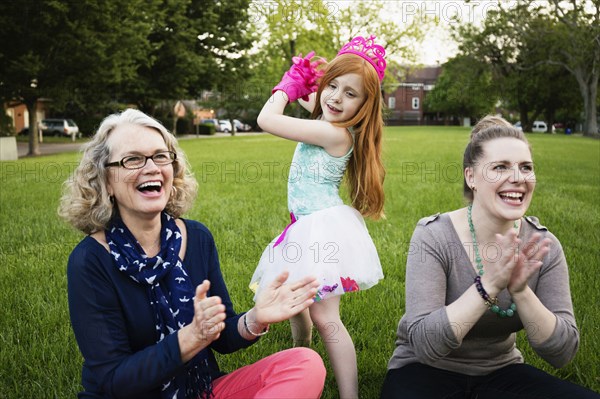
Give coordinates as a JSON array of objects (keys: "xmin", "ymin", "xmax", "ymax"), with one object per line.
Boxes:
[
  {"xmin": 473, "ymin": 276, "xmax": 516, "ymax": 318},
  {"xmin": 243, "ymin": 312, "xmax": 269, "ymax": 337}
]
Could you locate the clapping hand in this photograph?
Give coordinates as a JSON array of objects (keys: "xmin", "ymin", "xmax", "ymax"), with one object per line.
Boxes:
[
  {"xmin": 508, "ymin": 233, "xmax": 551, "ymax": 294},
  {"xmin": 253, "ymin": 271, "xmax": 319, "ymax": 325},
  {"xmin": 483, "ymin": 230, "xmax": 551, "ymax": 296},
  {"xmin": 190, "ymin": 280, "xmax": 226, "ymax": 346},
  {"xmin": 481, "ymin": 229, "xmax": 521, "ymax": 296}
]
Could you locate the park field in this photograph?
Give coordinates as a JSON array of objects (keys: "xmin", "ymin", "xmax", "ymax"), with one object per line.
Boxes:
[{"xmin": 0, "ymin": 126, "xmax": 598, "ymax": 398}]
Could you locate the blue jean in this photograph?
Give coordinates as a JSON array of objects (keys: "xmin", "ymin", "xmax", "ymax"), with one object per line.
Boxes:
[{"xmin": 380, "ymin": 363, "xmax": 599, "ymax": 399}]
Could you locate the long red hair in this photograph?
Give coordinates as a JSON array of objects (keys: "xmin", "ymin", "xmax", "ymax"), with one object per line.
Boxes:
[{"xmin": 311, "ymin": 53, "xmax": 385, "ymax": 219}]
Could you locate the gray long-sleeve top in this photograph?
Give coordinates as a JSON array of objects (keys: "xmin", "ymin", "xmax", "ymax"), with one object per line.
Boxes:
[{"xmin": 387, "ymin": 213, "xmax": 579, "ymax": 375}]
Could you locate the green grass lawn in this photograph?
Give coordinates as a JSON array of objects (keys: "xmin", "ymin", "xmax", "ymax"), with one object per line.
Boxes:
[{"xmin": 1, "ymin": 127, "xmax": 598, "ymax": 398}]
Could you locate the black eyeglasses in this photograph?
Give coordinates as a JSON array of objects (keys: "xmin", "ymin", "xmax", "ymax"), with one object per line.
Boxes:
[{"xmin": 105, "ymin": 151, "xmax": 177, "ymax": 169}]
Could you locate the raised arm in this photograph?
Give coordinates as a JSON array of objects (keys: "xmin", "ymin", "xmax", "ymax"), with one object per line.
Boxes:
[
  {"xmin": 257, "ymin": 52, "xmax": 351, "ymax": 155},
  {"xmin": 257, "ymin": 91, "xmax": 349, "ymax": 154},
  {"xmin": 298, "ymin": 92, "xmax": 317, "ymax": 113}
]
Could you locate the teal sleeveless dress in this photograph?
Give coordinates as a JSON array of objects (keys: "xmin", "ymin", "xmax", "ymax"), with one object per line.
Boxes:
[{"xmin": 250, "ymin": 139, "xmax": 383, "ymax": 301}]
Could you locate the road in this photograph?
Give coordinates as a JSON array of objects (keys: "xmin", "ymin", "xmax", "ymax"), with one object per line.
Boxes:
[{"xmin": 17, "ymin": 141, "xmax": 84, "ymax": 157}]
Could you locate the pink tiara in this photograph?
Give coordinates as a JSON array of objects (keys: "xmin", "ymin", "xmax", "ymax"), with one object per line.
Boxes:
[{"xmin": 337, "ymin": 35, "xmax": 387, "ymax": 81}]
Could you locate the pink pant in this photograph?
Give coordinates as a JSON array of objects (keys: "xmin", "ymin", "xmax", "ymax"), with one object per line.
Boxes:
[{"xmin": 211, "ymin": 347, "xmax": 326, "ymax": 398}]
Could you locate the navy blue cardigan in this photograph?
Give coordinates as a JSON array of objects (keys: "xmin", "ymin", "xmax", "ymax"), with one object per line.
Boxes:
[{"xmin": 67, "ymin": 219, "xmax": 255, "ymax": 398}]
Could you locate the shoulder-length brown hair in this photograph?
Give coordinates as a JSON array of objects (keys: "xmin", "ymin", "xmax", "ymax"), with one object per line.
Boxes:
[
  {"xmin": 311, "ymin": 53, "xmax": 386, "ymax": 219},
  {"xmin": 58, "ymin": 109, "xmax": 198, "ymax": 234}
]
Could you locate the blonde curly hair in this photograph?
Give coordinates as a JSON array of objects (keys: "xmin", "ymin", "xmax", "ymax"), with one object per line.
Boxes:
[{"xmin": 58, "ymin": 109, "xmax": 198, "ymax": 234}]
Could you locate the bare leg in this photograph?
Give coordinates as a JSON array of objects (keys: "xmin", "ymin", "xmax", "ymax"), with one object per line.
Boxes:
[
  {"xmin": 290, "ymin": 308, "xmax": 313, "ymax": 347},
  {"xmin": 310, "ymin": 296, "xmax": 358, "ymax": 399}
]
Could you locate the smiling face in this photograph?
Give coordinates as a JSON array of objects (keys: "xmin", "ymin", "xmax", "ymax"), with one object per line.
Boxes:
[
  {"xmin": 466, "ymin": 137, "xmax": 536, "ymax": 222},
  {"xmin": 319, "ymin": 73, "xmax": 365, "ymax": 123},
  {"xmin": 105, "ymin": 123, "xmax": 173, "ymax": 224}
]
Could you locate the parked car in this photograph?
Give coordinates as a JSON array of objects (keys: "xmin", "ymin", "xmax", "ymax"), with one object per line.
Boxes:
[
  {"xmin": 233, "ymin": 119, "xmax": 252, "ymax": 132},
  {"xmin": 532, "ymin": 121, "xmax": 552, "ymax": 132},
  {"xmin": 18, "ymin": 119, "xmax": 80, "ymax": 137},
  {"xmin": 19, "ymin": 120, "xmax": 48, "ymax": 136},
  {"xmin": 42, "ymin": 118, "xmax": 80, "ymax": 137},
  {"xmin": 219, "ymin": 120, "xmax": 232, "ymax": 133},
  {"xmin": 200, "ymin": 119, "xmax": 221, "ymax": 132},
  {"xmin": 513, "ymin": 120, "xmax": 553, "ymax": 133}
]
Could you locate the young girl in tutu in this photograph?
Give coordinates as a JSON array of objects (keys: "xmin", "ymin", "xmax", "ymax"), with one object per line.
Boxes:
[{"xmin": 249, "ymin": 35, "xmax": 386, "ymax": 398}]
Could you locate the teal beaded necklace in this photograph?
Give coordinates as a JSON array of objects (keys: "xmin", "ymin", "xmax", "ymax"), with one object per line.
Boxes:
[{"xmin": 467, "ymin": 204, "xmax": 517, "ymax": 318}]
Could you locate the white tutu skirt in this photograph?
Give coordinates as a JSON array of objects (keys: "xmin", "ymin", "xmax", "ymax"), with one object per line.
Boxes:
[{"xmin": 250, "ymin": 205, "xmax": 383, "ymax": 302}]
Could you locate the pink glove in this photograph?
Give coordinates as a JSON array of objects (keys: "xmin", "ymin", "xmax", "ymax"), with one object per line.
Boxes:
[{"xmin": 272, "ymin": 51, "xmax": 326, "ymax": 103}]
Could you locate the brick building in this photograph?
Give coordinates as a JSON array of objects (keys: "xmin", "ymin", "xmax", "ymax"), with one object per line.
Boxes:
[
  {"xmin": 4, "ymin": 100, "xmax": 49, "ymax": 134},
  {"xmin": 384, "ymin": 66, "xmax": 443, "ymax": 126}
]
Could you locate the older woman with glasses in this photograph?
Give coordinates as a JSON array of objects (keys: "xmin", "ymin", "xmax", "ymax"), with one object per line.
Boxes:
[{"xmin": 59, "ymin": 109, "xmax": 325, "ymax": 399}]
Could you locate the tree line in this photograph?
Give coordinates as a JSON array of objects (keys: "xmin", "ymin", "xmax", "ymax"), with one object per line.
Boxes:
[
  {"xmin": 1, "ymin": 0, "xmax": 429, "ymax": 155},
  {"xmin": 3, "ymin": 1, "xmax": 596, "ymax": 158},
  {"xmin": 426, "ymin": 0, "xmax": 599, "ymax": 137}
]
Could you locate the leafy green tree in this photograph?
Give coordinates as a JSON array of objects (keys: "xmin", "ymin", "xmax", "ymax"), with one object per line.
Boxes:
[
  {"xmin": 334, "ymin": 0, "xmax": 431, "ymax": 99},
  {"xmin": 0, "ymin": 0, "xmax": 156, "ymax": 155},
  {"xmin": 539, "ymin": 0, "xmax": 599, "ymax": 136},
  {"xmin": 241, "ymin": 0, "xmax": 430, "ymax": 122},
  {"xmin": 127, "ymin": 0, "xmax": 254, "ymax": 131},
  {"xmin": 213, "ymin": 58, "xmax": 255, "ymax": 136},
  {"xmin": 0, "ymin": 110, "xmax": 14, "ymax": 136},
  {"xmin": 333, "ymin": 1, "xmax": 427, "ymax": 64},
  {"xmin": 0, "ymin": 0, "xmax": 257, "ymax": 151},
  {"xmin": 202, "ymin": 0, "xmax": 256, "ymax": 135},
  {"xmin": 424, "ymin": 55, "xmax": 496, "ymax": 121},
  {"xmin": 454, "ymin": 5, "xmax": 539, "ymax": 130},
  {"xmin": 459, "ymin": 0, "xmax": 599, "ymax": 136},
  {"xmin": 248, "ymin": 0, "xmax": 338, "ymax": 115}
]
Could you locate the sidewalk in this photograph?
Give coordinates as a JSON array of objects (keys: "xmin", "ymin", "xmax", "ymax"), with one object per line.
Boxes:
[
  {"xmin": 17, "ymin": 141, "xmax": 84, "ymax": 157},
  {"xmin": 16, "ymin": 132, "xmax": 264, "ymax": 158}
]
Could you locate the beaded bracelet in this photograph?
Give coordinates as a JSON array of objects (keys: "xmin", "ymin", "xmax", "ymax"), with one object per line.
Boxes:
[
  {"xmin": 473, "ymin": 276, "xmax": 517, "ymax": 318},
  {"xmin": 474, "ymin": 276, "xmax": 494, "ymax": 304},
  {"xmin": 243, "ymin": 312, "xmax": 270, "ymax": 337}
]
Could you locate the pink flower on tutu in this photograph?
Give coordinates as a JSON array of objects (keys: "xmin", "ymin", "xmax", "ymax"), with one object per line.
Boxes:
[{"xmin": 341, "ymin": 277, "xmax": 360, "ymax": 292}]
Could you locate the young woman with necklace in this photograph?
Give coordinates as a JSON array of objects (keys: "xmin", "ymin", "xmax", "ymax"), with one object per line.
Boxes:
[{"xmin": 381, "ymin": 116, "xmax": 599, "ymax": 398}]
